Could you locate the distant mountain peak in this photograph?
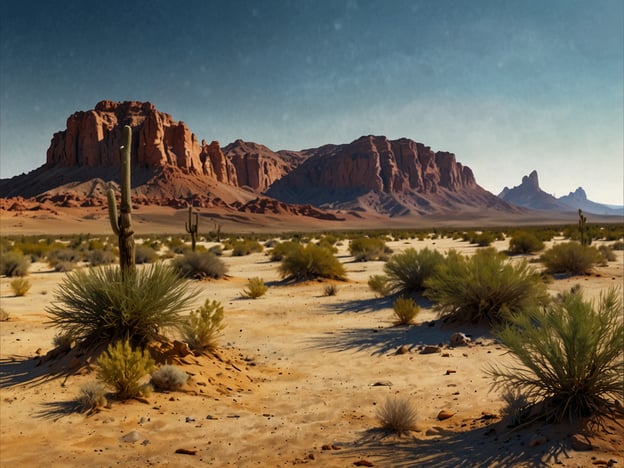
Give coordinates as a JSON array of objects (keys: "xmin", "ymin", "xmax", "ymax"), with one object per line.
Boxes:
[{"xmin": 521, "ymin": 170, "xmax": 540, "ymax": 189}]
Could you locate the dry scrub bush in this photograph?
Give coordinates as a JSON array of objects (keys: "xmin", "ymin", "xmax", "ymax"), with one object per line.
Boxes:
[
  {"xmin": 47, "ymin": 264, "xmax": 195, "ymax": 348},
  {"xmin": 278, "ymin": 244, "xmax": 346, "ymax": 280},
  {"xmin": 377, "ymin": 396, "xmax": 418, "ymax": 435},
  {"xmin": 171, "ymin": 251, "xmax": 227, "ymax": 279},
  {"xmin": 77, "ymin": 381, "xmax": 108, "ymax": 412},
  {"xmin": 323, "ymin": 284, "xmax": 339, "ymax": 296},
  {"xmin": 489, "ymin": 287, "xmax": 623, "ymax": 423},
  {"xmin": 269, "ymin": 241, "xmax": 299, "ymax": 261},
  {"xmin": 392, "ymin": 297, "xmax": 420, "ymax": 325},
  {"xmin": 96, "ymin": 340, "xmax": 155, "ymax": 400},
  {"xmin": 134, "ymin": 244, "xmax": 159, "ymax": 264},
  {"xmin": 86, "ymin": 249, "xmax": 116, "ymax": 266},
  {"xmin": 241, "ymin": 277, "xmax": 268, "ymax": 299},
  {"xmin": 47, "ymin": 248, "xmax": 82, "ymax": 272},
  {"xmin": 0, "ymin": 307, "xmax": 10, "ymax": 322},
  {"xmin": 10, "ymin": 277, "xmax": 31, "ymax": 296},
  {"xmin": 151, "ymin": 364, "xmax": 189, "ymax": 390},
  {"xmin": 384, "ymin": 247, "xmax": 444, "ymax": 294},
  {"xmin": 540, "ymin": 242, "xmax": 601, "ymax": 275},
  {"xmin": 0, "ymin": 251, "xmax": 30, "ymax": 277},
  {"xmin": 425, "ymin": 248, "xmax": 548, "ymax": 324},
  {"xmin": 179, "ymin": 299, "xmax": 225, "ymax": 353},
  {"xmin": 231, "ymin": 239, "xmax": 263, "ymax": 256}
]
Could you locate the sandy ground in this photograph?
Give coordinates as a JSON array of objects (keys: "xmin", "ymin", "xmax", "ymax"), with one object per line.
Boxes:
[{"xmin": 1, "ymin": 230, "xmax": 623, "ymax": 467}]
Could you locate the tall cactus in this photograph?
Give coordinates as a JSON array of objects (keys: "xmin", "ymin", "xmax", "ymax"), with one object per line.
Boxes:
[
  {"xmin": 578, "ymin": 209, "xmax": 590, "ymax": 246},
  {"xmin": 185, "ymin": 204, "xmax": 199, "ymax": 252},
  {"xmin": 107, "ymin": 125, "xmax": 135, "ymax": 278}
]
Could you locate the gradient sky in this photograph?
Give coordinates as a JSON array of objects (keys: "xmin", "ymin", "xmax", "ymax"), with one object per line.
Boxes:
[{"xmin": 1, "ymin": 0, "xmax": 622, "ymax": 204}]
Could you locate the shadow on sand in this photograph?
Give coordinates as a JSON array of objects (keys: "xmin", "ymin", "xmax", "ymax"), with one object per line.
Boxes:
[
  {"xmin": 331, "ymin": 423, "xmax": 574, "ymax": 467},
  {"xmin": 0, "ymin": 348, "xmax": 87, "ymax": 388}
]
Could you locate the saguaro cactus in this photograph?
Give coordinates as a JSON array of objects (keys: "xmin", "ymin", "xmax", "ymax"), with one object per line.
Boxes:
[
  {"xmin": 107, "ymin": 125, "xmax": 135, "ymax": 278},
  {"xmin": 185, "ymin": 204, "xmax": 199, "ymax": 252},
  {"xmin": 578, "ymin": 209, "xmax": 591, "ymax": 246}
]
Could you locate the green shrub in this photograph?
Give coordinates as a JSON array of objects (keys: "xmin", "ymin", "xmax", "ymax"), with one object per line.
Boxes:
[
  {"xmin": 96, "ymin": 340, "xmax": 155, "ymax": 400},
  {"xmin": 208, "ymin": 244, "xmax": 223, "ymax": 256},
  {"xmin": 489, "ymin": 287, "xmax": 623, "ymax": 423},
  {"xmin": 269, "ymin": 241, "xmax": 299, "ymax": 262},
  {"xmin": 171, "ymin": 251, "xmax": 227, "ymax": 279},
  {"xmin": 150, "ymin": 364, "xmax": 189, "ymax": 390},
  {"xmin": 231, "ymin": 239, "xmax": 263, "ymax": 256},
  {"xmin": 10, "ymin": 278, "xmax": 31, "ymax": 296},
  {"xmin": 368, "ymin": 274, "xmax": 392, "ymax": 297},
  {"xmin": 0, "ymin": 251, "xmax": 30, "ymax": 277},
  {"xmin": 86, "ymin": 249, "xmax": 116, "ymax": 266},
  {"xmin": 384, "ymin": 247, "xmax": 444, "ymax": 294},
  {"xmin": 47, "ymin": 263, "xmax": 195, "ymax": 348},
  {"xmin": 508, "ymin": 231, "xmax": 545, "ymax": 255},
  {"xmin": 392, "ymin": 296, "xmax": 420, "ymax": 325},
  {"xmin": 241, "ymin": 277, "xmax": 268, "ymax": 299},
  {"xmin": 179, "ymin": 299, "xmax": 225, "ymax": 353},
  {"xmin": 471, "ymin": 232, "xmax": 496, "ymax": 247},
  {"xmin": 376, "ymin": 396, "xmax": 418, "ymax": 435},
  {"xmin": 278, "ymin": 244, "xmax": 346, "ymax": 280},
  {"xmin": 135, "ymin": 244, "xmax": 159, "ymax": 264},
  {"xmin": 77, "ymin": 381, "xmax": 108, "ymax": 412},
  {"xmin": 349, "ymin": 237, "xmax": 391, "ymax": 261},
  {"xmin": 540, "ymin": 242, "xmax": 601, "ymax": 275},
  {"xmin": 425, "ymin": 248, "xmax": 548, "ymax": 324}
]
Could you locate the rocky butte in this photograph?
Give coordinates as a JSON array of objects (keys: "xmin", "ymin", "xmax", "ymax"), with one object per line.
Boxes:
[{"xmin": 1, "ymin": 100, "xmax": 517, "ymax": 218}]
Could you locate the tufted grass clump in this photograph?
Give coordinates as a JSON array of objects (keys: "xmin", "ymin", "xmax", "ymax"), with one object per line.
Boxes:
[
  {"xmin": 0, "ymin": 307, "xmax": 10, "ymax": 322},
  {"xmin": 323, "ymin": 284, "xmax": 339, "ymax": 296},
  {"xmin": 540, "ymin": 242, "xmax": 601, "ymax": 275},
  {"xmin": 0, "ymin": 251, "xmax": 30, "ymax": 277},
  {"xmin": 392, "ymin": 296, "xmax": 420, "ymax": 325},
  {"xmin": 46, "ymin": 263, "xmax": 195, "ymax": 349},
  {"xmin": 171, "ymin": 251, "xmax": 227, "ymax": 279},
  {"xmin": 241, "ymin": 277, "xmax": 268, "ymax": 299},
  {"xmin": 377, "ymin": 396, "xmax": 418, "ymax": 435},
  {"xmin": 77, "ymin": 381, "xmax": 108, "ymax": 412},
  {"xmin": 96, "ymin": 340, "xmax": 155, "ymax": 400},
  {"xmin": 384, "ymin": 247, "xmax": 445, "ymax": 294},
  {"xmin": 425, "ymin": 248, "xmax": 548, "ymax": 324},
  {"xmin": 278, "ymin": 244, "xmax": 346, "ymax": 281},
  {"xmin": 179, "ymin": 299, "xmax": 225, "ymax": 353},
  {"xmin": 10, "ymin": 277, "xmax": 31, "ymax": 296},
  {"xmin": 150, "ymin": 364, "xmax": 189, "ymax": 390},
  {"xmin": 489, "ymin": 287, "xmax": 623, "ymax": 423}
]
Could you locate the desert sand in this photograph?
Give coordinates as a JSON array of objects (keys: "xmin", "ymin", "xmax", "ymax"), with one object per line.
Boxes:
[{"xmin": 1, "ymin": 211, "xmax": 623, "ymax": 467}]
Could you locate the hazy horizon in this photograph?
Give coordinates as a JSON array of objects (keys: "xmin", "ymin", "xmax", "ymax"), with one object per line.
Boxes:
[{"xmin": 1, "ymin": 0, "xmax": 622, "ymax": 205}]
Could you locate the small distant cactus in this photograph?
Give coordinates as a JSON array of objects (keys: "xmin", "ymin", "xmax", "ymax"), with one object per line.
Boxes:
[
  {"xmin": 185, "ymin": 204, "xmax": 199, "ymax": 252},
  {"xmin": 107, "ymin": 125, "xmax": 135, "ymax": 279},
  {"xmin": 578, "ymin": 209, "xmax": 591, "ymax": 246}
]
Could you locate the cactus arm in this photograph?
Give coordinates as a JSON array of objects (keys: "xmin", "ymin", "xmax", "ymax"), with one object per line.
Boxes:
[
  {"xmin": 120, "ymin": 125, "xmax": 132, "ymax": 224},
  {"xmin": 107, "ymin": 188, "xmax": 120, "ymax": 235}
]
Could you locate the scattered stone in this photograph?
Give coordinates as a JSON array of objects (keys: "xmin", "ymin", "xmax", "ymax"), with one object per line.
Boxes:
[
  {"xmin": 396, "ymin": 345, "xmax": 409, "ymax": 355},
  {"xmin": 185, "ymin": 416, "xmax": 195, "ymax": 423},
  {"xmin": 437, "ymin": 410, "xmax": 455, "ymax": 421},
  {"xmin": 445, "ymin": 369, "xmax": 456, "ymax": 375},
  {"xmin": 371, "ymin": 381, "xmax": 393, "ymax": 387},
  {"xmin": 354, "ymin": 460, "xmax": 374, "ymax": 467},
  {"xmin": 322, "ymin": 444, "xmax": 341, "ymax": 450},
  {"xmin": 420, "ymin": 345, "xmax": 441, "ymax": 355},
  {"xmin": 450, "ymin": 332, "xmax": 471, "ymax": 346},
  {"xmin": 441, "ymin": 352, "xmax": 450, "ymax": 357},
  {"xmin": 121, "ymin": 431, "xmax": 143, "ymax": 443},
  {"xmin": 570, "ymin": 434, "xmax": 593, "ymax": 451},
  {"xmin": 175, "ymin": 448, "xmax": 197, "ymax": 455}
]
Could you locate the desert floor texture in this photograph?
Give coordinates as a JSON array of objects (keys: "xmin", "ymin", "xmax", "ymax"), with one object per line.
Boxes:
[{"xmin": 1, "ymin": 212, "xmax": 623, "ymax": 467}]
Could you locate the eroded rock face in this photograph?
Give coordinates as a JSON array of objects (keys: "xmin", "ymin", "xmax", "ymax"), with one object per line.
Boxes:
[{"xmin": 46, "ymin": 100, "xmax": 204, "ymax": 175}]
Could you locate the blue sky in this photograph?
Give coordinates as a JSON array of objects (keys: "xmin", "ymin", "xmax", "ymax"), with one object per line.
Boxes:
[{"xmin": 1, "ymin": 0, "xmax": 622, "ymax": 204}]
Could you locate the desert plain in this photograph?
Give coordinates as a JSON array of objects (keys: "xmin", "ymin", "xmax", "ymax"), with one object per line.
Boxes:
[{"xmin": 0, "ymin": 208, "xmax": 623, "ymax": 467}]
